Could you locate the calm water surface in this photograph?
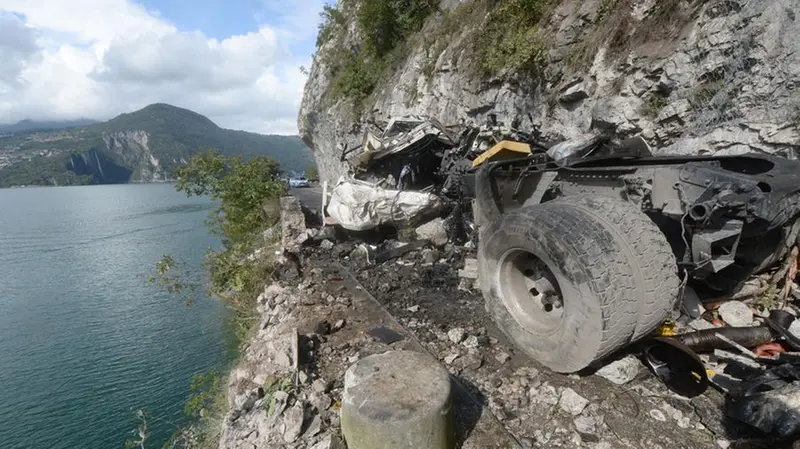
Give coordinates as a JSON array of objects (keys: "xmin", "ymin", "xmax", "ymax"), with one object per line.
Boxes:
[{"xmin": 0, "ymin": 184, "xmax": 232, "ymax": 449}]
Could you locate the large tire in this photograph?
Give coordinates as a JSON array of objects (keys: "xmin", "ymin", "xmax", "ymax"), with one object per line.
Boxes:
[{"xmin": 478, "ymin": 196, "xmax": 680, "ymax": 373}]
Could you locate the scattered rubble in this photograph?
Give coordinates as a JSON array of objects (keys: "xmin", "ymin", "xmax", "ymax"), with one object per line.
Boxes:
[
  {"xmin": 594, "ymin": 355, "xmax": 641, "ymax": 386},
  {"xmin": 222, "ymin": 129, "xmax": 800, "ymax": 449},
  {"xmin": 415, "ymin": 218, "xmax": 448, "ymax": 247},
  {"xmin": 718, "ymin": 301, "xmax": 755, "ymax": 327},
  {"xmin": 558, "ymin": 388, "xmax": 589, "ymax": 416},
  {"xmin": 447, "ymin": 328, "xmax": 466, "ymax": 344}
]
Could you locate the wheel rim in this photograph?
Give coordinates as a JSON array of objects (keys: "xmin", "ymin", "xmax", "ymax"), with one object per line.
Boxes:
[{"xmin": 496, "ymin": 249, "xmax": 564, "ymax": 334}]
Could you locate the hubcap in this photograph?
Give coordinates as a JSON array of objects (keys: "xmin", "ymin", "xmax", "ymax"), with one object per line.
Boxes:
[{"xmin": 497, "ymin": 249, "xmax": 564, "ymax": 333}]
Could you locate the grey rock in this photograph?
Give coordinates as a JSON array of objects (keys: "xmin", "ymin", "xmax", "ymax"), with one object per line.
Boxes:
[
  {"xmin": 415, "ymin": 218, "xmax": 449, "ymax": 247},
  {"xmin": 448, "ymin": 327, "xmax": 466, "ymax": 344},
  {"xmin": 573, "ymin": 413, "xmax": 602, "ymax": 436},
  {"xmin": 282, "ymin": 402, "xmax": 305, "ymax": 443},
  {"xmin": 311, "ymin": 391, "xmax": 332, "ymax": 412},
  {"xmin": 649, "ymin": 409, "xmax": 667, "ymax": 422},
  {"xmin": 234, "ymin": 389, "xmax": 260, "ymax": 413},
  {"xmin": 495, "ymin": 352, "xmax": 511, "ymax": 364},
  {"xmin": 689, "ymin": 318, "xmax": 717, "ymax": 331},
  {"xmin": 462, "ymin": 353, "xmax": 484, "ymax": 370},
  {"xmin": 656, "ymin": 98, "xmax": 692, "ymax": 123},
  {"xmin": 718, "ymin": 301, "xmax": 754, "ymax": 327},
  {"xmin": 444, "ymin": 353, "xmax": 460, "ymax": 364},
  {"xmin": 421, "ymin": 248, "xmax": 440, "ymax": 265},
  {"xmin": 333, "ymin": 319, "xmax": 346, "ymax": 332},
  {"xmin": 272, "ymin": 390, "xmax": 290, "ymax": 417},
  {"xmin": 310, "ymin": 435, "xmax": 332, "ymax": 449},
  {"xmin": 559, "ymin": 388, "xmax": 589, "ymax": 416},
  {"xmin": 595, "ymin": 355, "xmax": 640, "ymax": 385},
  {"xmin": 312, "ymin": 379, "xmax": 328, "ymax": 394},
  {"xmin": 559, "ymin": 82, "xmax": 589, "ymax": 103},
  {"xmin": 304, "ymin": 413, "xmax": 323, "ymax": 438},
  {"xmin": 463, "ymin": 335, "xmax": 480, "ymax": 349},
  {"xmin": 320, "ymin": 239, "xmax": 335, "ymax": 250},
  {"xmin": 660, "ymin": 402, "xmax": 691, "ymax": 429},
  {"xmin": 530, "ymin": 383, "xmax": 560, "ymax": 406},
  {"xmin": 274, "ymin": 348, "xmax": 293, "ymax": 368},
  {"xmin": 789, "ymin": 319, "xmax": 800, "ymax": 339},
  {"xmin": 262, "ymin": 284, "xmax": 285, "ymax": 304},
  {"xmin": 407, "ymin": 305, "xmax": 420, "ymax": 313},
  {"xmin": 349, "ymin": 245, "xmax": 372, "ymax": 263},
  {"xmin": 458, "ymin": 258, "xmax": 479, "ymax": 280},
  {"xmin": 281, "ymin": 196, "xmax": 307, "ymax": 253}
]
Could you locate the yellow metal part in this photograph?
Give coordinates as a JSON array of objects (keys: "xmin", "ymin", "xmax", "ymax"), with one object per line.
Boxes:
[
  {"xmin": 471, "ymin": 140, "xmax": 531, "ymax": 168},
  {"xmin": 655, "ymin": 319, "xmax": 677, "ymax": 337}
]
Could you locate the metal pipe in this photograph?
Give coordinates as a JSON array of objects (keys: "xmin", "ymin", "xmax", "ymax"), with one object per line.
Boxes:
[{"xmin": 675, "ymin": 326, "xmax": 774, "ymax": 353}]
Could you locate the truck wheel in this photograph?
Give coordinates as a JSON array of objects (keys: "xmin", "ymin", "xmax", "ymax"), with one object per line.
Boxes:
[{"xmin": 478, "ymin": 196, "xmax": 680, "ymax": 373}]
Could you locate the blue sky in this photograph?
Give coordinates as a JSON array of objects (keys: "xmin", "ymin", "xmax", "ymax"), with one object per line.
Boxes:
[
  {"xmin": 141, "ymin": 0, "xmax": 322, "ymax": 63},
  {"xmin": 140, "ymin": 0, "xmax": 263, "ymax": 39},
  {"xmin": 0, "ymin": 0, "xmax": 328, "ymax": 134}
]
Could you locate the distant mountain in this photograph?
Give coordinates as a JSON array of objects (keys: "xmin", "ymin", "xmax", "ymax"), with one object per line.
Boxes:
[
  {"xmin": 0, "ymin": 119, "xmax": 99, "ymax": 134},
  {"xmin": 0, "ymin": 104, "xmax": 315, "ymax": 188}
]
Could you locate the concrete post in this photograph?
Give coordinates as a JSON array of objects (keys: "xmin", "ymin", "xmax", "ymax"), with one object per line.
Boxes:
[{"xmin": 340, "ymin": 350, "xmax": 455, "ymax": 449}]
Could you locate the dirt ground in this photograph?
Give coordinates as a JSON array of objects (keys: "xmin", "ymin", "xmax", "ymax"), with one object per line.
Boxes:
[{"xmin": 275, "ymin": 238, "xmax": 799, "ymax": 449}]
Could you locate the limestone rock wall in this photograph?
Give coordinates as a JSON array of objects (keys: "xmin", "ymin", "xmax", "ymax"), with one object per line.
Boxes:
[
  {"xmin": 102, "ymin": 130, "xmax": 165, "ymax": 182},
  {"xmin": 299, "ymin": 0, "xmax": 800, "ymax": 184}
]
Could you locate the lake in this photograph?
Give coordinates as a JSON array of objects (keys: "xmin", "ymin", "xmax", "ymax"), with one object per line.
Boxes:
[{"xmin": 0, "ymin": 183, "xmax": 232, "ymax": 449}]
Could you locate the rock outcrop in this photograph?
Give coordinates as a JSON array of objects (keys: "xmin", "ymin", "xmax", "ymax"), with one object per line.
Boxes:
[
  {"xmin": 101, "ymin": 130, "xmax": 166, "ymax": 183},
  {"xmin": 66, "ymin": 131, "xmax": 165, "ymax": 184},
  {"xmin": 299, "ymin": 0, "xmax": 800, "ymax": 183}
]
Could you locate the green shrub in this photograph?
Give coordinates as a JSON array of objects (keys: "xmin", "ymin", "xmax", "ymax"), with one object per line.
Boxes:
[
  {"xmin": 316, "ymin": 3, "xmax": 346, "ymax": 48},
  {"xmin": 330, "ymin": 50, "xmax": 381, "ymax": 106},
  {"xmin": 641, "ymin": 93, "xmax": 669, "ymax": 119},
  {"xmin": 358, "ymin": 0, "xmax": 437, "ymax": 55},
  {"xmin": 138, "ymin": 150, "xmax": 287, "ymax": 448},
  {"xmin": 184, "ymin": 371, "xmax": 223, "ymax": 419},
  {"xmin": 476, "ymin": 0, "xmax": 554, "ymax": 76},
  {"xmin": 324, "ymin": 0, "xmax": 437, "ymax": 107}
]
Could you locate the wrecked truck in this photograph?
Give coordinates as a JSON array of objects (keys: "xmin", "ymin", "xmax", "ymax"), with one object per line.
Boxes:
[{"xmin": 470, "ymin": 140, "xmax": 800, "ymax": 373}]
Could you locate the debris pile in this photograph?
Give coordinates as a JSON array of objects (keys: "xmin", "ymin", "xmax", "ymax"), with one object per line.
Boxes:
[
  {"xmin": 323, "ymin": 114, "xmax": 555, "ymax": 237},
  {"xmin": 229, "ymin": 114, "xmax": 800, "ymax": 448}
]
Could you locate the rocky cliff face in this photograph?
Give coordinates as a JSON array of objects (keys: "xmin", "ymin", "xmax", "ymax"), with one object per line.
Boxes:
[
  {"xmin": 299, "ymin": 0, "xmax": 800, "ymax": 184},
  {"xmin": 67, "ymin": 130, "xmax": 165, "ymax": 184},
  {"xmin": 101, "ymin": 130, "xmax": 166, "ymax": 183}
]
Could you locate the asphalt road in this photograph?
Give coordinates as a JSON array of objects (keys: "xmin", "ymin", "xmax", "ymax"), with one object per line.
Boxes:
[{"xmin": 290, "ymin": 186, "xmax": 323, "ymax": 209}]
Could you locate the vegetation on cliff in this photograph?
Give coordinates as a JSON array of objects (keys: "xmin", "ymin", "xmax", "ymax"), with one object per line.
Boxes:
[
  {"xmin": 130, "ymin": 150, "xmax": 287, "ymax": 449},
  {"xmin": 314, "ymin": 0, "xmax": 557, "ymax": 110},
  {"xmin": 312, "ymin": 0, "xmax": 699, "ymax": 114},
  {"xmin": 318, "ymin": 0, "xmax": 438, "ymax": 108},
  {"xmin": 0, "ymin": 103, "xmax": 314, "ymax": 188}
]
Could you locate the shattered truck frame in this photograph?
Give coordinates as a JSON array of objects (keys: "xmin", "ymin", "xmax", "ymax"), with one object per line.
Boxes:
[{"xmin": 470, "ymin": 149, "xmax": 800, "ymax": 373}]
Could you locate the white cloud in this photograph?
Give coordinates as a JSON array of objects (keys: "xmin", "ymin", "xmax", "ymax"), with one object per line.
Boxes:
[
  {"xmin": 0, "ymin": 13, "xmax": 40, "ymax": 90},
  {"xmin": 0, "ymin": 0, "xmax": 320, "ymax": 134}
]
